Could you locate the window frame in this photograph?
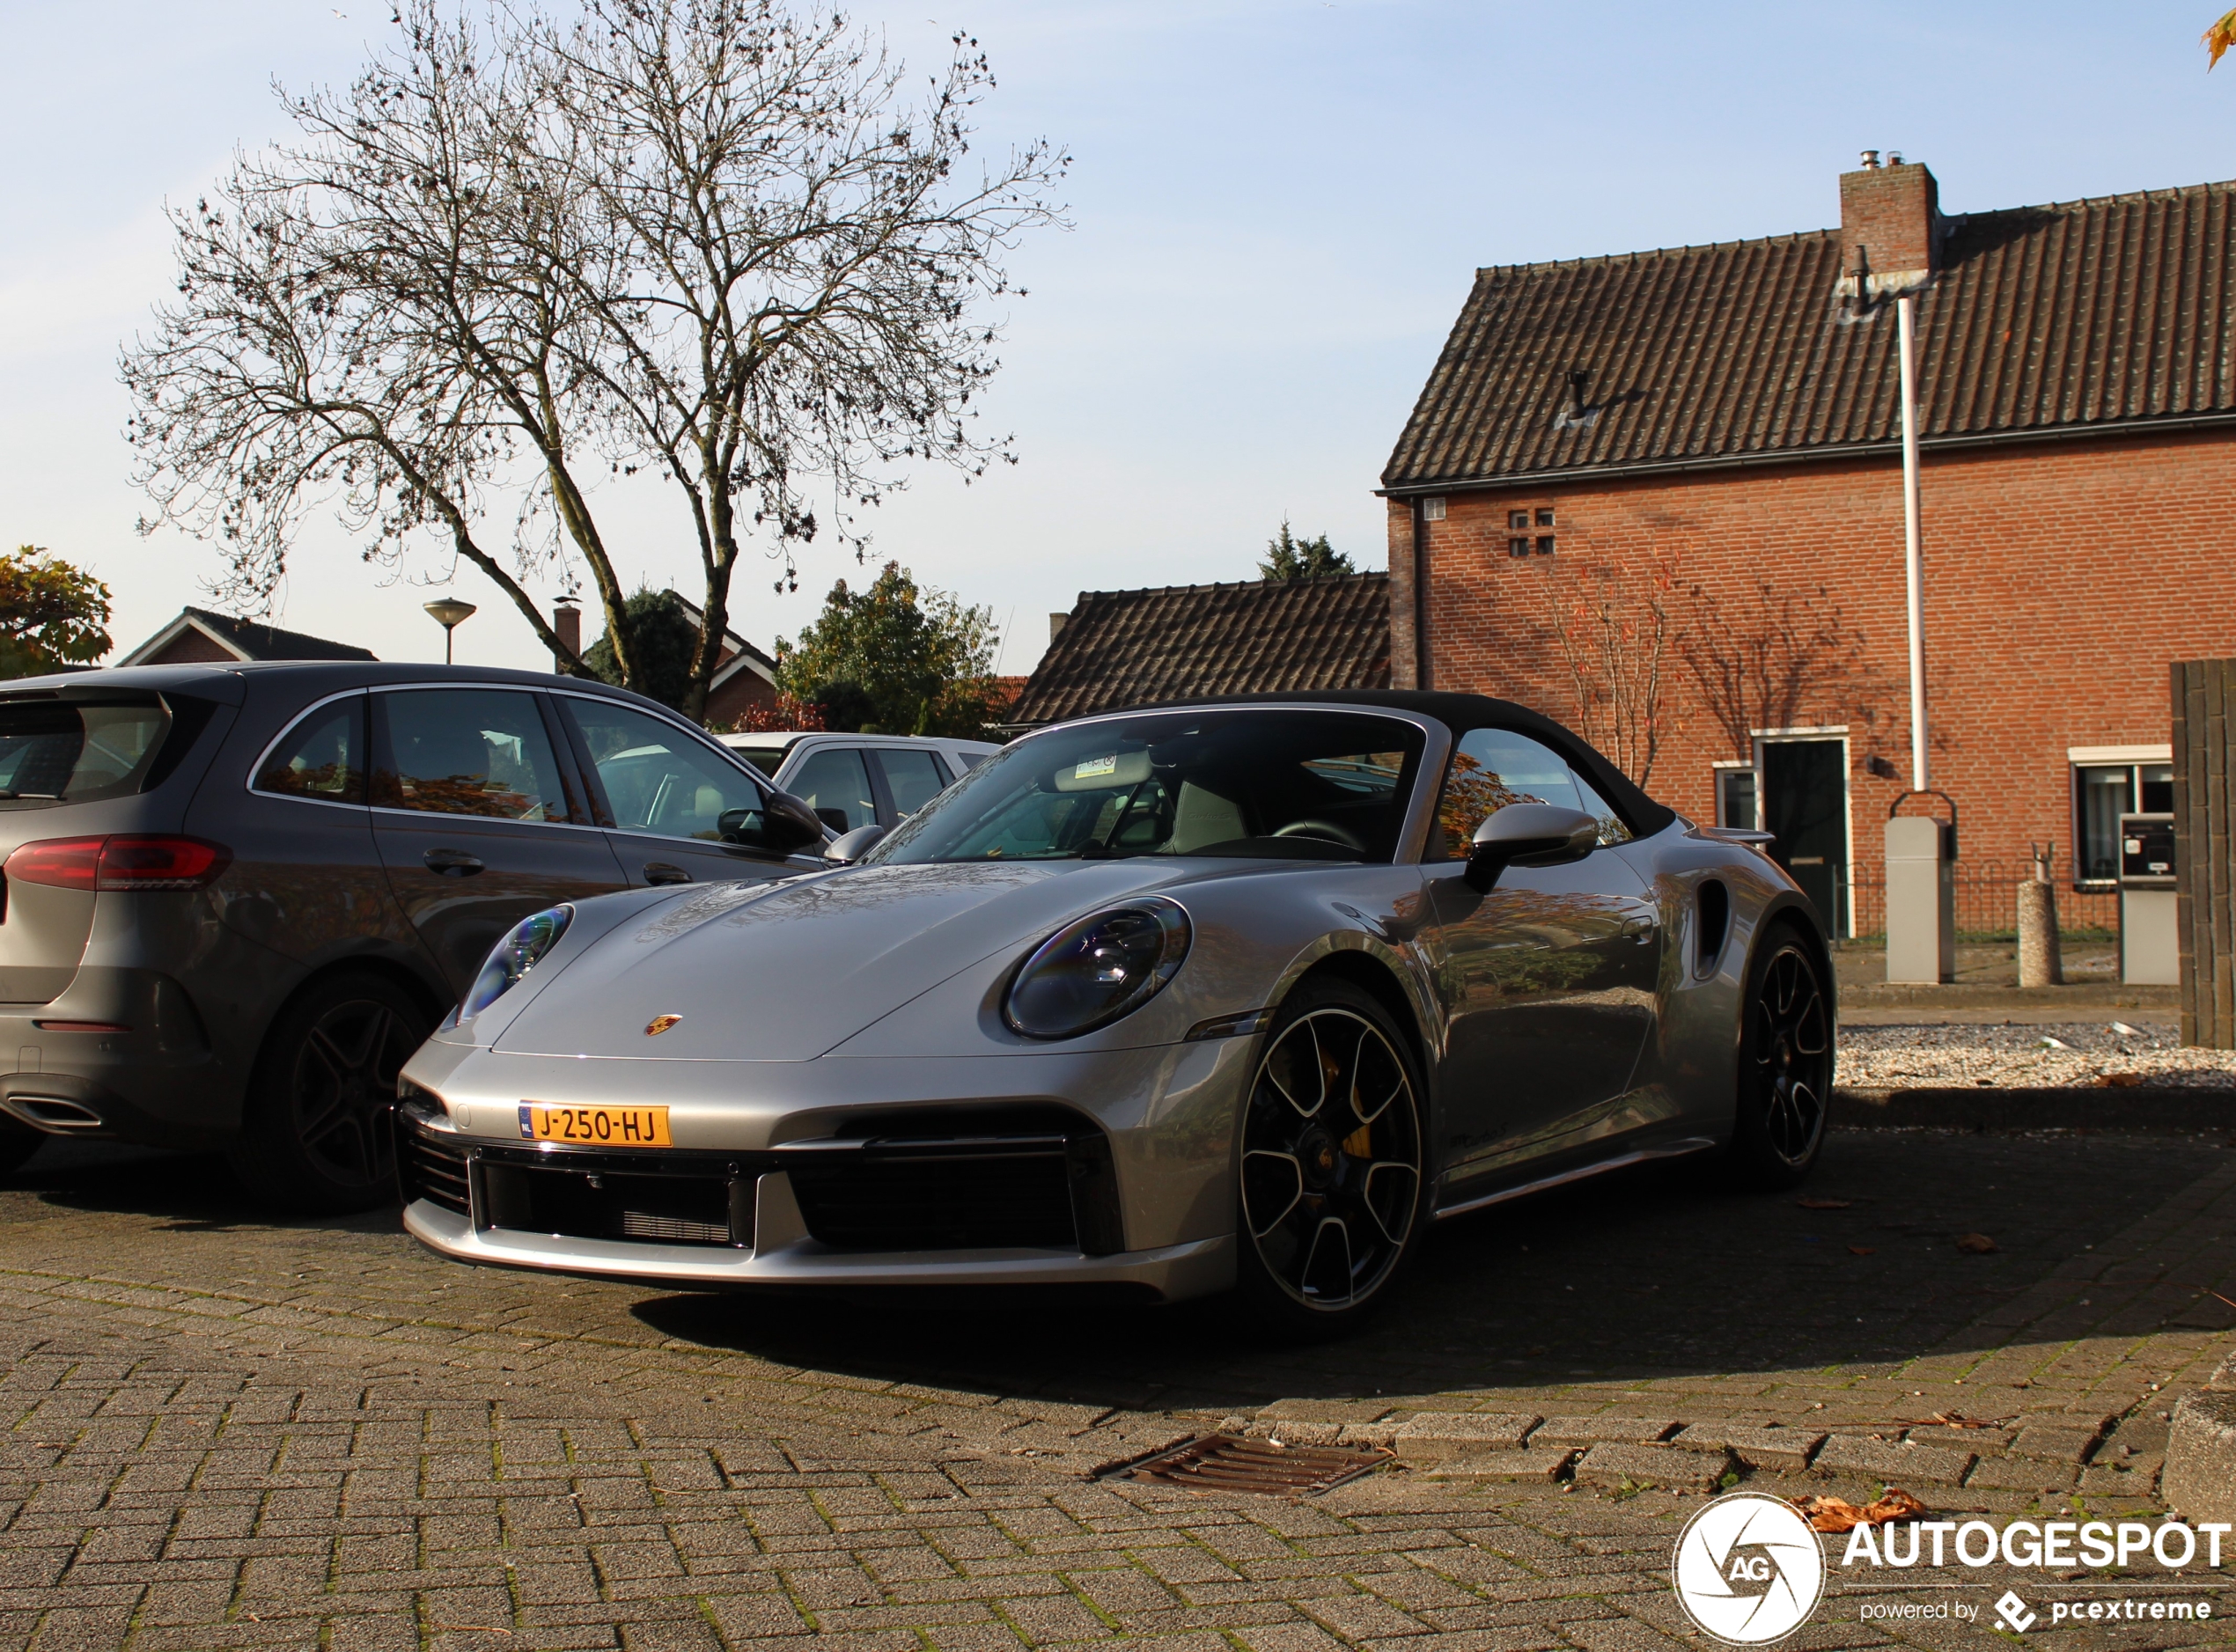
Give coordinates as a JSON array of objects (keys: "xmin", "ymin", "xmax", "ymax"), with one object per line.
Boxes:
[
  {"xmin": 781, "ymin": 740, "xmax": 885, "ymax": 834},
  {"xmin": 868, "ymin": 746, "xmax": 952, "ymax": 823},
  {"xmin": 548, "ymin": 687, "xmax": 789, "ymax": 849},
  {"xmin": 1426, "ymin": 723, "xmax": 1629, "ymax": 863},
  {"xmin": 246, "ymin": 689, "xmax": 371, "ymax": 812},
  {"xmin": 1711, "ymin": 760, "xmax": 1760, "ymax": 830},
  {"xmin": 364, "ymin": 683, "xmax": 590, "ymax": 829}
]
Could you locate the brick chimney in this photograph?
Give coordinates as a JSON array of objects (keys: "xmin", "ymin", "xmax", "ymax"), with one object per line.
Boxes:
[
  {"xmin": 552, "ymin": 594, "xmax": 581, "ymax": 672},
  {"xmin": 1837, "ymin": 150, "xmax": 1938, "ymax": 301},
  {"xmin": 1048, "ymin": 611, "xmax": 1069, "ymax": 646}
]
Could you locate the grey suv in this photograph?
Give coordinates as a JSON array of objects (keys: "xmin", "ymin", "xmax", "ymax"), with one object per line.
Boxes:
[{"xmin": 0, "ymin": 661, "xmax": 825, "ymax": 1209}]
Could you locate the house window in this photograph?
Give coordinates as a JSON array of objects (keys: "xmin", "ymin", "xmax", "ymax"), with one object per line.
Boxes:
[
  {"xmin": 1535, "ymin": 508, "xmax": 1556, "ymax": 527},
  {"xmin": 1508, "ymin": 510, "xmax": 1530, "ymax": 530},
  {"xmin": 1534, "ymin": 535, "xmax": 1556, "ymax": 554},
  {"xmin": 1421, "ymin": 496, "xmax": 1447, "ymax": 521},
  {"xmin": 2071, "ymin": 758, "xmax": 2176, "ymax": 885},
  {"xmin": 1714, "ymin": 763, "xmax": 1759, "ymax": 830},
  {"xmin": 1508, "ymin": 537, "xmax": 1531, "ymax": 557}
]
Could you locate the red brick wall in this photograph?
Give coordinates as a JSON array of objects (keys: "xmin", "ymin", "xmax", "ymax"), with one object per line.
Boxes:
[
  {"xmin": 1386, "ymin": 430, "xmax": 2236, "ymax": 885},
  {"xmin": 703, "ymin": 668, "xmax": 777, "ymax": 730}
]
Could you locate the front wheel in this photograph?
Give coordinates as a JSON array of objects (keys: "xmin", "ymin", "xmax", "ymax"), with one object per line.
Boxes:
[
  {"xmin": 230, "ymin": 973, "xmax": 430, "ymax": 1215},
  {"xmin": 1234, "ymin": 979, "xmax": 1426, "ymax": 1337},
  {"xmin": 1724, "ymin": 921, "xmax": 1832, "ymax": 1190}
]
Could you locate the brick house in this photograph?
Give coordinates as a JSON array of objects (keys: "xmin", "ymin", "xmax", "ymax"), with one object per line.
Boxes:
[
  {"xmin": 1007, "ymin": 574, "xmax": 1389, "ymax": 730},
  {"xmin": 1380, "ymin": 155, "xmax": 2236, "ymax": 933}
]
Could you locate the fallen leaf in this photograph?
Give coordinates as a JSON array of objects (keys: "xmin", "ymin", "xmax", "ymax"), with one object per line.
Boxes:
[
  {"xmin": 1792, "ymin": 1487, "xmax": 1929, "ymax": 1532},
  {"xmin": 1849, "ymin": 1245, "xmax": 1876, "ymax": 1257},
  {"xmin": 1898, "ymin": 1412, "xmax": 2012, "ymax": 1429},
  {"xmin": 2038, "ymin": 1035, "xmax": 2071, "ymax": 1050},
  {"xmin": 1796, "ymin": 1197, "xmax": 1853, "ymax": 1209},
  {"xmin": 1955, "ymin": 1233, "xmax": 1999, "ymax": 1254},
  {"xmin": 2097, "ymin": 1072, "xmax": 2144, "ymax": 1089}
]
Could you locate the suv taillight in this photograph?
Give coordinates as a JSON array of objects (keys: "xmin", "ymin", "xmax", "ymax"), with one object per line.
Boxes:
[{"xmin": 4, "ymin": 835, "xmax": 231, "ymax": 892}]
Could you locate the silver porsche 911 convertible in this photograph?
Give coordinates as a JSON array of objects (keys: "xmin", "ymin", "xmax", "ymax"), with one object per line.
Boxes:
[{"xmin": 395, "ymin": 691, "xmax": 1831, "ymax": 1332}]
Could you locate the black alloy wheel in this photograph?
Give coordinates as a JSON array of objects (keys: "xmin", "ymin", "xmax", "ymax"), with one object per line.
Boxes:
[
  {"xmin": 232, "ymin": 973, "xmax": 430, "ymax": 1214},
  {"xmin": 1237, "ymin": 982, "xmax": 1424, "ymax": 1333},
  {"xmin": 1728, "ymin": 924, "xmax": 1831, "ymax": 1188}
]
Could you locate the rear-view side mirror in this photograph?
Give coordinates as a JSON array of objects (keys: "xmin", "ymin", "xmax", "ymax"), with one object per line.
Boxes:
[
  {"xmin": 718, "ymin": 791, "xmax": 826, "ymax": 856},
  {"xmin": 824, "ymin": 823, "xmax": 887, "ymax": 864},
  {"xmin": 1465, "ymin": 803, "xmax": 1600, "ymax": 892}
]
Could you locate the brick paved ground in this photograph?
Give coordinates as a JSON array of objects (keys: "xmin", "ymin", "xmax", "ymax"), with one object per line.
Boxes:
[{"xmin": 2, "ymin": 1125, "xmax": 2232, "ymax": 1650}]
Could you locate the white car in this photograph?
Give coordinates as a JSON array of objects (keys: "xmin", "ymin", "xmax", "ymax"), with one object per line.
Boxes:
[{"xmin": 718, "ymin": 731, "xmax": 1002, "ymax": 833}]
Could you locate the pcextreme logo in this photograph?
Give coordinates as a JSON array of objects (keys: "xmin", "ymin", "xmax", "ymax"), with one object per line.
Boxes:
[{"xmin": 1672, "ymin": 1494, "xmax": 1826, "ymax": 1644}]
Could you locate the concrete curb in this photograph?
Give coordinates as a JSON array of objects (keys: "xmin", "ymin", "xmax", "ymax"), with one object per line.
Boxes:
[
  {"xmin": 2163, "ymin": 1355, "xmax": 2236, "ymax": 1523},
  {"xmin": 1832, "ymin": 1086, "xmax": 2236, "ymax": 1134}
]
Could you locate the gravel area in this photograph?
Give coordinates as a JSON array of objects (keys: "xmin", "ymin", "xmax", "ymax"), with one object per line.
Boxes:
[{"xmin": 1838, "ymin": 1020, "xmax": 2236, "ymax": 1089}]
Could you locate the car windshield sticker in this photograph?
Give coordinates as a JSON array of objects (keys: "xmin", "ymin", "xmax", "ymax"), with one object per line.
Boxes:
[{"xmin": 1074, "ymin": 755, "xmax": 1119, "ymax": 779}]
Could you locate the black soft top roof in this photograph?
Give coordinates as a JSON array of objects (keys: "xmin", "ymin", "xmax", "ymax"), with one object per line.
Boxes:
[{"xmin": 1119, "ymin": 688, "xmax": 1676, "ymax": 839}]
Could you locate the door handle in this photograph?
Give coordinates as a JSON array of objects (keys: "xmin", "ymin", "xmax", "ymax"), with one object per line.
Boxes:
[
  {"xmin": 642, "ymin": 862, "xmax": 692, "ymax": 886},
  {"xmin": 423, "ymin": 848, "xmax": 486, "ymax": 877}
]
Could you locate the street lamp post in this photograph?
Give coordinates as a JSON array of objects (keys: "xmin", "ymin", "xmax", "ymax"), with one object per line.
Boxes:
[
  {"xmin": 423, "ymin": 598, "xmax": 477, "ymax": 664},
  {"xmin": 1883, "ymin": 290, "xmax": 1955, "ymax": 984}
]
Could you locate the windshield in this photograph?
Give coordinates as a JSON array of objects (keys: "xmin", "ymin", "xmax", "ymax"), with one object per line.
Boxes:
[
  {"xmin": 867, "ymin": 709, "xmax": 1424, "ymax": 864},
  {"xmin": 0, "ymin": 697, "xmax": 173, "ymax": 805}
]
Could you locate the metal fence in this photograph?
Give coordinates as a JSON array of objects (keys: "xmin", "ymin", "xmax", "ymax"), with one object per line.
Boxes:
[{"xmin": 1841, "ymin": 856, "xmax": 2118, "ymax": 942}]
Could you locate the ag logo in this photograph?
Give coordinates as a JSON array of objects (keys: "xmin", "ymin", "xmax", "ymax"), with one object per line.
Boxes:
[{"xmin": 1672, "ymin": 1493, "xmax": 1826, "ymax": 1645}]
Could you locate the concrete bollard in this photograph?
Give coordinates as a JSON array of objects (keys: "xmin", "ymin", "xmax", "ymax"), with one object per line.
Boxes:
[{"xmin": 2016, "ymin": 850, "xmax": 2063, "ymax": 988}]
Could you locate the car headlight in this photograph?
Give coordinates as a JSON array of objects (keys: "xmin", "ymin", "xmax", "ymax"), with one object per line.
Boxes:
[
  {"xmin": 460, "ymin": 904, "xmax": 574, "ymax": 1019},
  {"xmin": 1004, "ymin": 899, "xmax": 1191, "ymax": 1039}
]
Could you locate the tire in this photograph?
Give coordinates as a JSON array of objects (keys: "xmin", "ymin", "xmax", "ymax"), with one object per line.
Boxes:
[
  {"xmin": 1725, "ymin": 920, "xmax": 1832, "ymax": 1190},
  {"xmin": 1233, "ymin": 977, "xmax": 1427, "ymax": 1338},
  {"xmin": 230, "ymin": 973, "xmax": 430, "ymax": 1215},
  {"xmin": 0, "ymin": 1120, "xmax": 40, "ymax": 1180}
]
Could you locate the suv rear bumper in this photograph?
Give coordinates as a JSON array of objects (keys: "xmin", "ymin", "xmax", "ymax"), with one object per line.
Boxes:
[{"xmin": 0, "ymin": 968, "xmax": 236, "ymax": 1146}]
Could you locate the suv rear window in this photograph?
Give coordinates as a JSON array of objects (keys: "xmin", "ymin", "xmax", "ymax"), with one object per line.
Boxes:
[{"xmin": 0, "ymin": 698, "xmax": 173, "ymax": 805}]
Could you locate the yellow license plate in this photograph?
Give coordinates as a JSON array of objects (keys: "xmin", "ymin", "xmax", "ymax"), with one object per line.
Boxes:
[{"xmin": 518, "ymin": 1103, "xmax": 672, "ymax": 1147}]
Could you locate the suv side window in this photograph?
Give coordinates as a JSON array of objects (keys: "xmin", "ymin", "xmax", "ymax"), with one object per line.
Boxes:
[
  {"xmin": 785, "ymin": 746, "xmax": 877, "ymax": 833},
  {"xmin": 559, "ymin": 698, "xmax": 769, "ymax": 842},
  {"xmin": 254, "ymin": 697, "xmax": 365, "ymax": 804},
  {"xmin": 1429, "ymin": 727, "xmax": 1632, "ymax": 860},
  {"xmin": 876, "ymin": 749, "xmax": 948, "ymax": 819},
  {"xmin": 371, "ymin": 689, "xmax": 572, "ymax": 822}
]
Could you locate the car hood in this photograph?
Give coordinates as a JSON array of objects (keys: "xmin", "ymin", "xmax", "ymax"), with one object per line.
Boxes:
[{"xmin": 491, "ymin": 859, "xmax": 1206, "ymax": 1061}]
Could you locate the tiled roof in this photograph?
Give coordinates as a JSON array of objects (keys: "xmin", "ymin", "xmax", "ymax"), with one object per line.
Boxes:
[
  {"xmin": 119, "ymin": 606, "xmax": 379, "ymax": 665},
  {"xmin": 1384, "ymin": 179, "xmax": 2236, "ymax": 489},
  {"xmin": 1007, "ymin": 575, "xmax": 1390, "ymax": 728}
]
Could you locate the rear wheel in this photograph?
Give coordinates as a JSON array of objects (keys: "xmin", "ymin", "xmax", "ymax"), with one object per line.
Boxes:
[
  {"xmin": 0, "ymin": 1120, "xmax": 40, "ymax": 1180},
  {"xmin": 230, "ymin": 973, "xmax": 429, "ymax": 1214},
  {"xmin": 1725, "ymin": 921, "xmax": 1831, "ymax": 1189},
  {"xmin": 1234, "ymin": 978, "xmax": 1425, "ymax": 1337}
]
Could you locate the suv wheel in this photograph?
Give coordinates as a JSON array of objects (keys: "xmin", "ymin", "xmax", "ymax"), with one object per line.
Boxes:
[
  {"xmin": 231, "ymin": 973, "xmax": 429, "ymax": 1214},
  {"xmin": 0, "ymin": 1119, "xmax": 40, "ymax": 1180}
]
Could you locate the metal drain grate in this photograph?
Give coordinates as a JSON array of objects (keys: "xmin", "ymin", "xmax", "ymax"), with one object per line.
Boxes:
[{"xmin": 1114, "ymin": 1435, "xmax": 1391, "ymax": 1497}]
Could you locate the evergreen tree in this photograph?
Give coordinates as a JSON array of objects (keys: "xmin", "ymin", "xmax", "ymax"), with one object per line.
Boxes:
[{"xmin": 1259, "ymin": 520, "xmax": 1353, "ymax": 580}]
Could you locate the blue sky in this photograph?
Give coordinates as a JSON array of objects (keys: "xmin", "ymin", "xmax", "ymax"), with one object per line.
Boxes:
[{"xmin": 1, "ymin": 1, "xmax": 2230, "ymax": 677}]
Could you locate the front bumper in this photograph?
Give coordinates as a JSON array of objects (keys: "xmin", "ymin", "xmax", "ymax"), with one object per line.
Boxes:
[{"xmin": 401, "ymin": 1193, "xmax": 1234, "ymax": 1298}]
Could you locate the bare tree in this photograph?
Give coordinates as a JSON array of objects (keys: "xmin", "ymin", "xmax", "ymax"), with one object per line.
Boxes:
[
  {"xmin": 1541, "ymin": 550, "xmax": 1677, "ymax": 789},
  {"xmin": 1678, "ymin": 581, "xmax": 1872, "ymax": 763},
  {"xmin": 122, "ymin": 0, "xmax": 1063, "ymax": 718}
]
